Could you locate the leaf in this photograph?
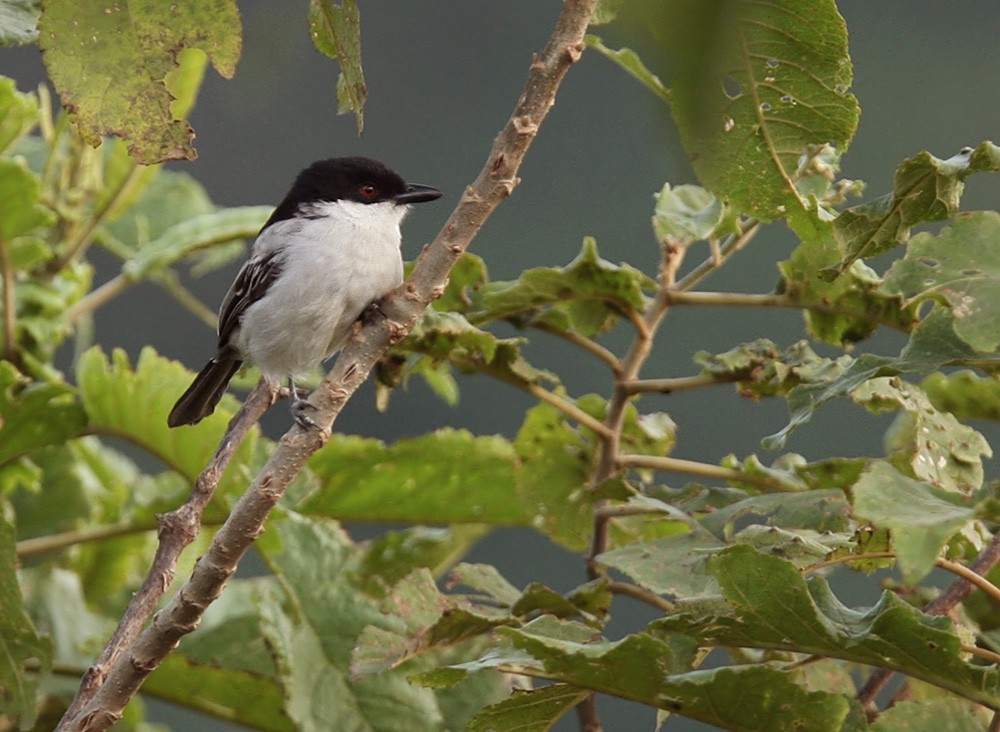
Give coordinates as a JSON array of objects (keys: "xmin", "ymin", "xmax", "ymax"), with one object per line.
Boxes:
[
  {"xmin": 0, "ymin": 157, "xmax": 52, "ymax": 242},
  {"xmin": 779, "ymin": 232, "xmax": 918, "ymax": 345},
  {"xmin": 921, "ymin": 370, "xmax": 1000, "ymax": 422},
  {"xmin": 597, "ymin": 524, "xmax": 724, "ymax": 598},
  {"xmin": 651, "ymin": 183, "xmax": 724, "ymax": 243},
  {"xmin": 0, "ymin": 0, "xmax": 38, "ymax": 46},
  {"xmin": 700, "ymin": 489, "xmax": 853, "ymax": 539},
  {"xmin": 0, "ymin": 361, "xmax": 87, "ymax": 465},
  {"xmin": 656, "ymin": 545, "xmax": 1000, "ymax": 707},
  {"xmin": 834, "ymin": 142, "xmax": 1000, "ymax": 271},
  {"xmin": 308, "ymin": 0, "xmax": 366, "ymax": 133},
  {"xmin": 122, "ymin": 205, "xmax": 271, "ymax": 279},
  {"xmin": 584, "ymin": 35, "xmax": 670, "ymax": 102},
  {"xmin": 851, "ymin": 461, "xmax": 978, "ymax": 585},
  {"xmin": 298, "ymin": 429, "xmax": 523, "ymax": 525},
  {"xmin": 76, "ymin": 347, "xmax": 259, "ymax": 506},
  {"xmin": 869, "ymin": 697, "xmax": 992, "ymax": 731},
  {"xmin": 38, "ymin": 0, "xmax": 242, "ymax": 163},
  {"xmin": 883, "ymin": 211, "xmax": 1000, "ymax": 352},
  {"xmin": 852, "ymin": 377, "xmax": 991, "ymax": 494},
  {"xmin": 0, "ymin": 76, "xmax": 36, "ymax": 153},
  {"xmin": 764, "ymin": 308, "xmax": 999, "ymax": 449},
  {"xmin": 0, "ymin": 517, "xmax": 50, "ymax": 728},
  {"xmin": 467, "ymin": 237, "xmax": 654, "ymax": 337},
  {"xmin": 431, "ymin": 252, "xmax": 488, "ymax": 314},
  {"xmin": 143, "ymin": 655, "xmax": 294, "ymax": 732},
  {"xmin": 257, "ymin": 515, "xmax": 444, "ymax": 731},
  {"xmin": 662, "ymin": 0, "xmax": 859, "ymax": 219},
  {"xmin": 514, "ymin": 402, "xmax": 595, "ymax": 551},
  {"xmin": 467, "ymin": 684, "xmax": 590, "ymax": 732}
]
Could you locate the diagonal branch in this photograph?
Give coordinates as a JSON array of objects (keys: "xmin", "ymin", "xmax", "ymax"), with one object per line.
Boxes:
[{"xmin": 57, "ymin": 2, "xmax": 597, "ymax": 729}]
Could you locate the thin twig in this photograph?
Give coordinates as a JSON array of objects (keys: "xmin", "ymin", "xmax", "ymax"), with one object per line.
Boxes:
[
  {"xmin": 673, "ymin": 220, "xmax": 760, "ymax": 293},
  {"xmin": 57, "ymin": 379, "xmax": 277, "ymax": 728},
  {"xmin": 617, "ymin": 453, "xmax": 797, "ymax": 492},
  {"xmin": 58, "ymin": 2, "xmax": 597, "ymax": 729},
  {"xmin": 607, "ymin": 581, "xmax": 674, "ymax": 613},
  {"xmin": 623, "ymin": 373, "xmax": 733, "ymax": 395},
  {"xmin": 525, "ymin": 382, "xmax": 613, "ymax": 439},
  {"xmin": 532, "ymin": 320, "xmax": 622, "ymax": 375},
  {"xmin": 17, "ymin": 521, "xmax": 158, "ymax": 559}
]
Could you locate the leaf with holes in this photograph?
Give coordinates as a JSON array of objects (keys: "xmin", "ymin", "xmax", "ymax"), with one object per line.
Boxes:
[{"xmin": 660, "ymin": 0, "xmax": 859, "ymax": 219}]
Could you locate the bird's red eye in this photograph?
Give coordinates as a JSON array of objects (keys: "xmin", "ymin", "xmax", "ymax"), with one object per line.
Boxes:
[{"xmin": 360, "ymin": 184, "xmax": 377, "ymax": 199}]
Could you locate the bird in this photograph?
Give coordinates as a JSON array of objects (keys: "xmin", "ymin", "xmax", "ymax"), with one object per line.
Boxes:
[{"xmin": 167, "ymin": 156, "xmax": 442, "ymax": 428}]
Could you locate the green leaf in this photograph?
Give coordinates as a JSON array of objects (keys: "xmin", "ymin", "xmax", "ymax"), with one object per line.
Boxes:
[
  {"xmin": 514, "ymin": 402, "xmax": 595, "ymax": 551},
  {"xmin": 883, "ymin": 210, "xmax": 1000, "ymax": 352},
  {"xmin": 0, "ymin": 77, "xmax": 37, "ymax": 153},
  {"xmin": 662, "ymin": 0, "xmax": 859, "ymax": 219},
  {"xmin": 467, "ymin": 237, "xmax": 654, "ymax": 337},
  {"xmin": 598, "ymin": 524, "xmax": 723, "ymax": 598},
  {"xmin": 0, "ymin": 0, "xmax": 38, "ymax": 46},
  {"xmin": 0, "ymin": 517, "xmax": 51, "ymax": 728},
  {"xmin": 298, "ymin": 429, "xmax": 523, "ymax": 525},
  {"xmin": 651, "ymin": 183, "xmax": 723, "ymax": 243},
  {"xmin": 852, "ymin": 462, "xmax": 977, "ymax": 585},
  {"xmin": 76, "ymin": 347, "xmax": 258, "ymax": 504},
  {"xmin": 123, "ymin": 205, "xmax": 271, "ymax": 280},
  {"xmin": 38, "ymin": 0, "xmax": 241, "ymax": 163},
  {"xmin": 584, "ymin": 35, "xmax": 669, "ymax": 102},
  {"xmin": 258, "ymin": 515, "xmax": 444, "ymax": 730},
  {"xmin": 308, "ymin": 0, "xmax": 366, "ymax": 133},
  {"xmin": 657, "ymin": 545, "xmax": 1000, "ymax": 707},
  {"xmin": 921, "ymin": 370, "xmax": 1000, "ymax": 422},
  {"xmin": 468, "ymin": 684, "xmax": 589, "ymax": 732},
  {"xmin": 0, "ymin": 157, "xmax": 52, "ymax": 242},
  {"xmin": 430, "ymin": 252, "xmax": 488, "ymax": 314},
  {"xmin": 834, "ymin": 142, "xmax": 1000, "ymax": 272},
  {"xmin": 144, "ymin": 655, "xmax": 293, "ymax": 732},
  {"xmin": 852, "ymin": 377, "xmax": 991, "ymax": 494},
  {"xmin": 869, "ymin": 697, "xmax": 992, "ymax": 731},
  {"xmin": 104, "ymin": 169, "xmax": 215, "ymax": 251},
  {"xmin": 0, "ymin": 362, "xmax": 87, "ymax": 465},
  {"xmin": 779, "ymin": 232, "xmax": 918, "ymax": 345}
]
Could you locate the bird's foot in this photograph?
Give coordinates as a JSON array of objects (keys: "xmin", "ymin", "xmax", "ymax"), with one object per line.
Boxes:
[{"xmin": 288, "ymin": 381, "xmax": 320, "ymax": 430}]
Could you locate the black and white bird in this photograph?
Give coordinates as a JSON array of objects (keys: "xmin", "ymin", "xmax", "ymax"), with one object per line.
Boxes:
[{"xmin": 167, "ymin": 157, "xmax": 442, "ymax": 428}]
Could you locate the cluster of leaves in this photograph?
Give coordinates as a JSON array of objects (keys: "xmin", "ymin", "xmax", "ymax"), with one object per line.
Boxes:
[{"xmin": 4, "ymin": 0, "xmax": 1000, "ymax": 730}]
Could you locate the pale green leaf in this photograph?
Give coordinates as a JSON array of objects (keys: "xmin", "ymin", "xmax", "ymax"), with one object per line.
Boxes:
[
  {"xmin": 585, "ymin": 35, "xmax": 669, "ymax": 102},
  {"xmin": 852, "ymin": 461, "xmax": 977, "ymax": 585},
  {"xmin": 651, "ymin": 183, "xmax": 722, "ymax": 243},
  {"xmin": 0, "ymin": 76, "xmax": 37, "ymax": 153},
  {"xmin": 0, "ymin": 0, "xmax": 38, "ymax": 46},
  {"xmin": 467, "ymin": 685, "xmax": 589, "ymax": 732}
]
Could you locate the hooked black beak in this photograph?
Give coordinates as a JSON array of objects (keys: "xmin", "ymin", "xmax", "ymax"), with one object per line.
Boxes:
[{"xmin": 394, "ymin": 183, "xmax": 443, "ymax": 204}]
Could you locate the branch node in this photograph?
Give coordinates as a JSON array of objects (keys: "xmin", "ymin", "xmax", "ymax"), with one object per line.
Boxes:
[
  {"xmin": 513, "ymin": 115, "xmax": 538, "ymax": 135},
  {"xmin": 461, "ymin": 185, "xmax": 483, "ymax": 203},
  {"xmin": 566, "ymin": 41, "xmax": 585, "ymax": 62}
]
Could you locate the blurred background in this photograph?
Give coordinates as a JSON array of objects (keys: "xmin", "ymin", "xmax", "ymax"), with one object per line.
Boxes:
[{"xmin": 4, "ymin": 1, "xmax": 1000, "ymax": 729}]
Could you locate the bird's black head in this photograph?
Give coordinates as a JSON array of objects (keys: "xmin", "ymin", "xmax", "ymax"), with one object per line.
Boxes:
[{"xmin": 264, "ymin": 157, "xmax": 442, "ymax": 229}]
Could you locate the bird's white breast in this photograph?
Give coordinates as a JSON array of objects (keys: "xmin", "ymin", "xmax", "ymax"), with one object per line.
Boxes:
[{"xmin": 235, "ymin": 200, "xmax": 407, "ymax": 380}]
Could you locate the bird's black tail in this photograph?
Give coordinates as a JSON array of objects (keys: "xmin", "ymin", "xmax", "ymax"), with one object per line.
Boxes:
[{"xmin": 167, "ymin": 351, "xmax": 243, "ymax": 427}]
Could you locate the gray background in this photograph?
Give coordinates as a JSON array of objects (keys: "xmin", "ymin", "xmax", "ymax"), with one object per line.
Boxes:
[{"xmin": 4, "ymin": 2, "xmax": 1000, "ymax": 730}]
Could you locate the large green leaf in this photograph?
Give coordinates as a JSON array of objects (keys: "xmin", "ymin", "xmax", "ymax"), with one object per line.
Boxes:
[
  {"xmin": 833, "ymin": 142, "xmax": 1000, "ymax": 272},
  {"xmin": 38, "ymin": 0, "xmax": 241, "ymax": 162},
  {"xmin": 657, "ymin": 545, "xmax": 1000, "ymax": 707},
  {"xmin": 662, "ymin": 0, "xmax": 859, "ymax": 219},
  {"xmin": 0, "ymin": 157, "xmax": 52, "ymax": 242},
  {"xmin": 851, "ymin": 461, "xmax": 979, "ymax": 585},
  {"xmin": 467, "ymin": 684, "xmax": 590, "ymax": 732},
  {"xmin": 76, "ymin": 347, "xmax": 259, "ymax": 506},
  {"xmin": 257, "ymin": 515, "xmax": 445, "ymax": 731},
  {"xmin": 883, "ymin": 210, "xmax": 1000, "ymax": 352},
  {"xmin": 0, "ymin": 517, "xmax": 50, "ymax": 729},
  {"xmin": 298, "ymin": 429, "xmax": 522, "ymax": 525},
  {"xmin": 308, "ymin": 0, "xmax": 366, "ymax": 133}
]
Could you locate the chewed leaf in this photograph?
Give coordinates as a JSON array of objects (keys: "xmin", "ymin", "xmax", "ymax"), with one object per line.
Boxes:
[
  {"xmin": 664, "ymin": 0, "xmax": 859, "ymax": 219},
  {"xmin": 883, "ymin": 211, "xmax": 1000, "ymax": 352},
  {"xmin": 309, "ymin": 0, "xmax": 366, "ymax": 133},
  {"xmin": 38, "ymin": 0, "xmax": 241, "ymax": 162}
]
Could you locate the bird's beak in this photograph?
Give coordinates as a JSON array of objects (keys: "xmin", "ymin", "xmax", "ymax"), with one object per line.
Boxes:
[{"xmin": 394, "ymin": 183, "xmax": 443, "ymax": 204}]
